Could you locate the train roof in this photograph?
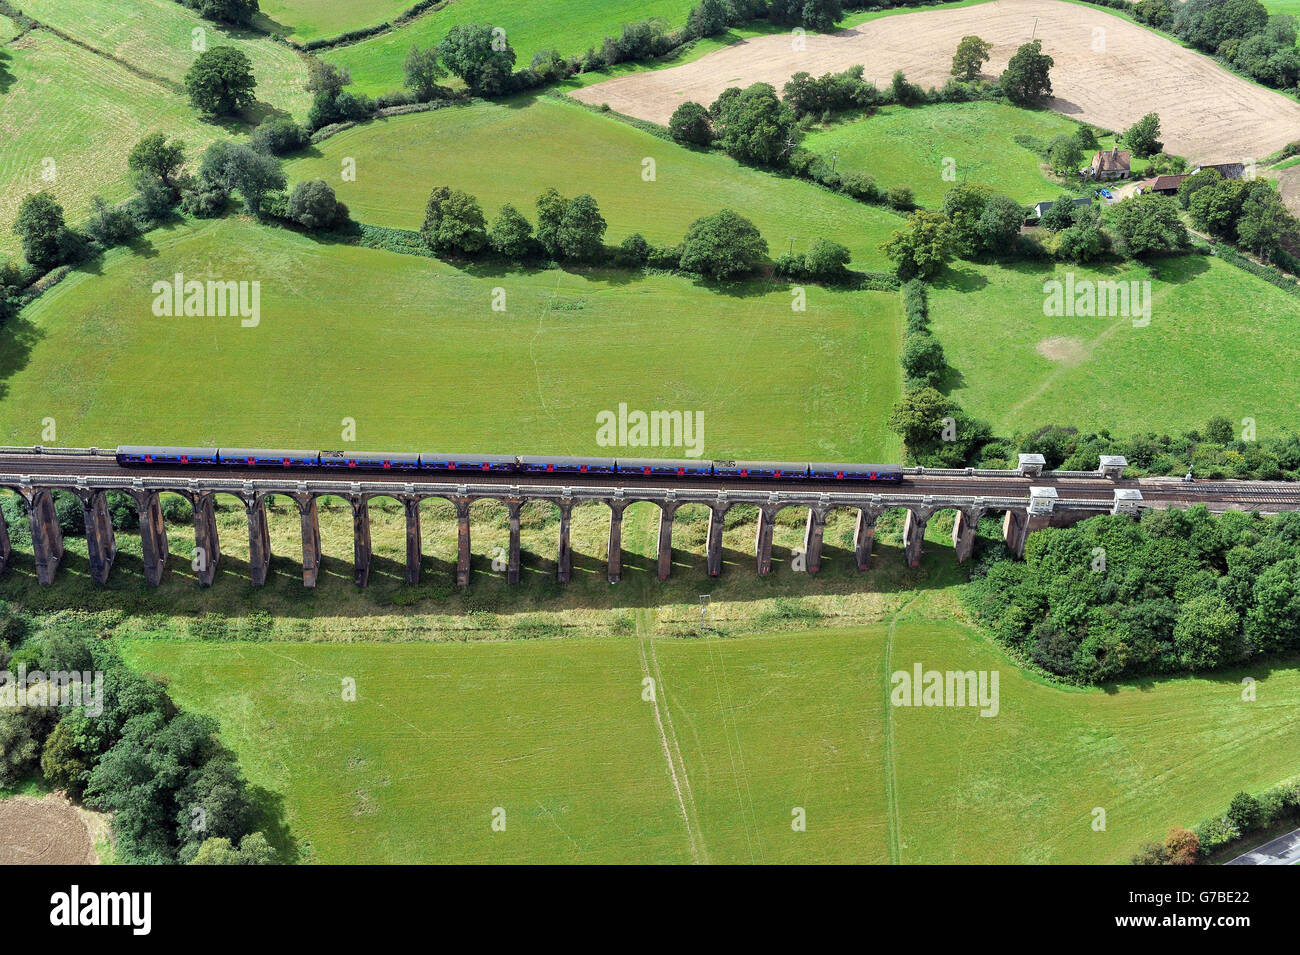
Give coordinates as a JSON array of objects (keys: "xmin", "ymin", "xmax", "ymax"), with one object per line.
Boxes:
[
  {"xmin": 807, "ymin": 461, "xmax": 901, "ymax": 471},
  {"xmin": 221, "ymin": 448, "xmax": 321, "ymax": 459},
  {"xmin": 118, "ymin": 445, "xmax": 219, "ymax": 456},
  {"xmin": 616, "ymin": 457, "xmax": 712, "ymax": 469},
  {"xmin": 518, "ymin": 454, "xmax": 616, "ymax": 464},
  {"xmin": 421, "ymin": 452, "xmax": 518, "ymax": 462}
]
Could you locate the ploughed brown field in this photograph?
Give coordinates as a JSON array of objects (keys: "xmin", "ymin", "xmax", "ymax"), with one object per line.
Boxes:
[
  {"xmin": 573, "ymin": 0, "xmax": 1300, "ymax": 165},
  {"xmin": 0, "ymin": 794, "xmax": 103, "ymax": 864}
]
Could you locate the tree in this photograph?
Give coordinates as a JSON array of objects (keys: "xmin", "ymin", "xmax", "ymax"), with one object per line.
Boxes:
[
  {"xmin": 306, "ymin": 60, "xmax": 351, "ymax": 98},
  {"xmin": 437, "ymin": 23, "xmax": 516, "ymax": 96},
  {"xmin": 1206, "ymin": 416, "xmax": 1235, "ymax": 444},
  {"xmin": 975, "ymin": 193, "xmax": 1025, "ymax": 255},
  {"xmin": 889, "ymin": 70, "xmax": 923, "ymax": 107},
  {"xmin": 941, "ymin": 182, "xmax": 995, "ymax": 256},
  {"xmin": 40, "ymin": 711, "xmax": 98, "ymax": 798},
  {"xmin": 488, "ymin": 204, "xmax": 534, "ymax": 257},
  {"xmin": 12, "ymin": 191, "xmax": 69, "ymax": 269},
  {"xmin": 1173, "ymin": 594, "xmax": 1242, "ymax": 670},
  {"xmin": 286, "ymin": 180, "xmax": 343, "ymax": 230},
  {"xmin": 1109, "ymin": 192, "xmax": 1188, "ymax": 256},
  {"xmin": 714, "ymin": 83, "xmax": 799, "ymax": 166},
  {"xmin": 535, "ymin": 188, "xmax": 569, "ymax": 258},
  {"xmin": 1040, "ymin": 197, "xmax": 1080, "ymax": 232},
  {"xmin": 198, "ymin": 141, "xmax": 286, "ymax": 213},
  {"xmin": 86, "ymin": 196, "xmax": 139, "ymax": 247},
  {"xmin": 951, "ymin": 35, "xmax": 993, "ymax": 81},
  {"xmin": 669, "ymin": 101, "xmax": 713, "ymax": 147},
  {"xmin": 250, "ymin": 118, "xmax": 307, "ymax": 156},
  {"xmin": 184, "ymin": 47, "xmax": 257, "ymax": 117},
  {"xmin": 1188, "ymin": 179, "xmax": 1251, "ymax": 239},
  {"xmin": 880, "ymin": 210, "xmax": 954, "ymax": 278},
  {"xmin": 404, "ymin": 45, "xmax": 447, "ymax": 100},
  {"xmin": 1226, "ymin": 791, "xmax": 1261, "ymax": 831},
  {"xmin": 1164, "ymin": 826, "xmax": 1200, "ymax": 865},
  {"xmin": 1236, "ymin": 187, "xmax": 1300, "ymax": 260},
  {"xmin": 0, "ymin": 707, "xmax": 56, "ymax": 788},
  {"xmin": 999, "ymin": 40, "xmax": 1053, "ymax": 106},
  {"xmin": 1174, "ymin": 0, "xmax": 1269, "ymax": 54},
  {"xmin": 190, "ymin": 0, "xmax": 259, "ymax": 26},
  {"xmin": 128, "ymin": 134, "xmax": 186, "ymax": 187},
  {"xmin": 687, "ymin": 0, "xmax": 731, "ymax": 38},
  {"xmin": 679, "ymin": 209, "xmax": 769, "ymax": 279},
  {"xmin": 421, "ymin": 186, "xmax": 488, "ymax": 254},
  {"xmin": 886, "ymin": 386, "xmax": 989, "ymax": 465},
  {"xmin": 769, "ymin": 0, "xmax": 844, "ymax": 32},
  {"xmin": 901, "ymin": 332, "xmax": 946, "ymax": 386},
  {"xmin": 1055, "ymin": 219, "xmax": 1109, "ymax": 262},
  {"xmin": 1123, "ymin": 113, "xmax": 1164, "ymax": 159},
  {"xmin": 555, "ymin": 193, "xmax": 607, "ymax": 261},
  {"xmin": 1178, "ymin": 167, "xmax": 1223, "ymax": 209},
  {"xmin": 1047, "ymin": 135, "xmax": 1083, "ymax": 177}
]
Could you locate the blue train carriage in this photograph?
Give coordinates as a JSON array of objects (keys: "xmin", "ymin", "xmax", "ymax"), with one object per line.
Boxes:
[
  {"xmin": 418, "ymin": 453, "xmax": 518, "ymax": 472},
  {"xmin": 615, "ymin": 457, "xmax": 712, "ymax": 478},
  {"xmin": 517, "ymin": 455, "xmax": 617, "ymax": 475},
  {"xmin": 319, "ymin": 450, "xmax": 420, "ymax": 470},
  {"xmin": 711, "ymin": 460, "xmax": 809, "ymax": 480},
  {"xmin": 218, "ymin": 448, "xmax": 321, "ymax": 468},
  {"xmin": 117, "ymin": 445, "xmax": 220, "ymax": 466},
  {"xmin": 808, "ymin": 461, "xmax": 903, "ymax": 481}
]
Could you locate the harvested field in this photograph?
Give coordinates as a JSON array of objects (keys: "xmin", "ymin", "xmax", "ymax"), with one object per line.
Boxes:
[
  {"xmin": 1268, "ymin": 163, "xmax": 1300, "ymax": 217},
  {"xmin": 573, "ymin": 0, "xmax": 1300, "ymax": 165},
  {"xmin": 0, "ymin": 793, "xmax": 105, "ymax": 865}
]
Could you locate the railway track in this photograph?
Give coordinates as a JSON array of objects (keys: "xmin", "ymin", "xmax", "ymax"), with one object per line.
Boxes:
[{"xmin": 2, "ymin": 452, "xmax": 1299, "ymax": 511}]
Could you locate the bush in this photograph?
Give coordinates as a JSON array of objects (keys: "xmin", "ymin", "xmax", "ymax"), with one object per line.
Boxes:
[
  {"xmin": 160, "ymin": 496, "xmax": 193, "ymax": 524},
  {"xmin": 85, "ymin": 197, "xmax": 139, "ymax": 248},
  {"xmin": 287, "ymin": 180, "xmax": 345, "ymax": 230},
  {"xmin": 614, "ymin": 232, "xmax": 651, "ymax": 267},
  {"xmin": 250, "ymin": 118, "xmax": 307, "ymax": 155},
  {"xmin": 802, "ymin": 237, "xmax": 851, "ymax": 279}
]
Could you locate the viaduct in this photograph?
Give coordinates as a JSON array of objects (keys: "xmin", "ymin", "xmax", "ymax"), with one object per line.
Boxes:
[{"xmin": 3, "ymin": 449, "xmax": 1300, "ymax": 589}]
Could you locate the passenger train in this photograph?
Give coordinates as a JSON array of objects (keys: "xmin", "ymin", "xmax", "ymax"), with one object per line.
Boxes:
[{"xmin": 114, "ymin": 446, "xmax": 905, "ymax": 482}]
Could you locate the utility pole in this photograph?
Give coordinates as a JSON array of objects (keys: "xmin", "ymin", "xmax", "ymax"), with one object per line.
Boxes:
[
  {"xmin": 831, "ymin": 149, "xmax": 839, "ymax": 172},
  {"xmin": 1031, "ymin": 16, "xmax": 1039, "ymax": 40}
]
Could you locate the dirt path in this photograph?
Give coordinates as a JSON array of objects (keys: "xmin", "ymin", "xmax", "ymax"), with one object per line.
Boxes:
[
  {"xmin": 573, "ymin": 0, "xmax": 1300, "ymax": 165},
  {"xmin": 0, "ymin": 792, "xmax": 105, "ymax": 865}
]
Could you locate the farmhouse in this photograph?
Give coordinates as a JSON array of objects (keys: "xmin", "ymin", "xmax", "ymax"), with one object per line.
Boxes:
[{"xmin": 1088, "ymin": 147, "xmax": 1131, "ymax": 180}]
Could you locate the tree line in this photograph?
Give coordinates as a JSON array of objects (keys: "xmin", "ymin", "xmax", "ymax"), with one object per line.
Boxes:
[{"xmin": 0, "ymin": 609, "xmax": 279, "ymax": 864}]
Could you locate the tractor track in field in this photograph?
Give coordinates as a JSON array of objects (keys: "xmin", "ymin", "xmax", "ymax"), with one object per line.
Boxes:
[{"xmin": 629, "ymin": 508, "xmax": 708, "ymax": 863}]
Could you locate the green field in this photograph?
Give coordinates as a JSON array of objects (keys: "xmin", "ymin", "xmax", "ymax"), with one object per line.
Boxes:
[
  {"xmin": 0, "ymin": 31, "xmax": 221, "ymax": 259},
  {"xmin": 286, "ymin": 96, "xmax": 903, "ymax": 267},
  {"xmin": 929, "ymin": 255, "xmax": 1300, "ymax": 437},
  {"xmin": 802, "ymin": 102, "xmax": 1079, "ymax": 208},
  {"xmin": 0, "ymin": 216, "xmax": 902, "ymax": 459},
  {"xmin": 20, "ymin": 0, "xmax": 311, "ymax": 119},
  {"xmin": 120, "ymin": 609, "xmax": 1300, "ymax": 863},
  {"xmin": 322, "ymin": 0, "xmax": 701, "ymax": 96},
  {"xmin": 257, "ymin": 0, "xmax": 414, "ymax": 44}
]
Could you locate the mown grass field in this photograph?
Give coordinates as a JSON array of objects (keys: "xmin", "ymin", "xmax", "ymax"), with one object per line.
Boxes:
[
  {"xmin": 928, "ymin": 254, "xmax": 1300, "ymax": 437},
  {"xmin": 0, "ymin": 30, "xmax": 221, "ymax": 259},
  {"xmin": 322, "ymin": 0, "xmax": 702, "ymax": 96},
  {"xmin": 801, "ymin": 102, "xmax": 1079, "ymax": 208},
  {"xmin": 20, "ymin": 0, "xmax": 312, "ymax": 119},
  {"xmin": 285, "ymin": 95, "xmax": 904, "ymax": 267},
  {"xmin": 119, "ymin": 605, "xmax": 1300, "ymax": 863},
  {"xmin": 0, "ymin": 216, "xmax": 902, "ymax": 459},
  {"xmin": 257, "ymin": 0, "xmax": 414, "ymax": 44}
]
